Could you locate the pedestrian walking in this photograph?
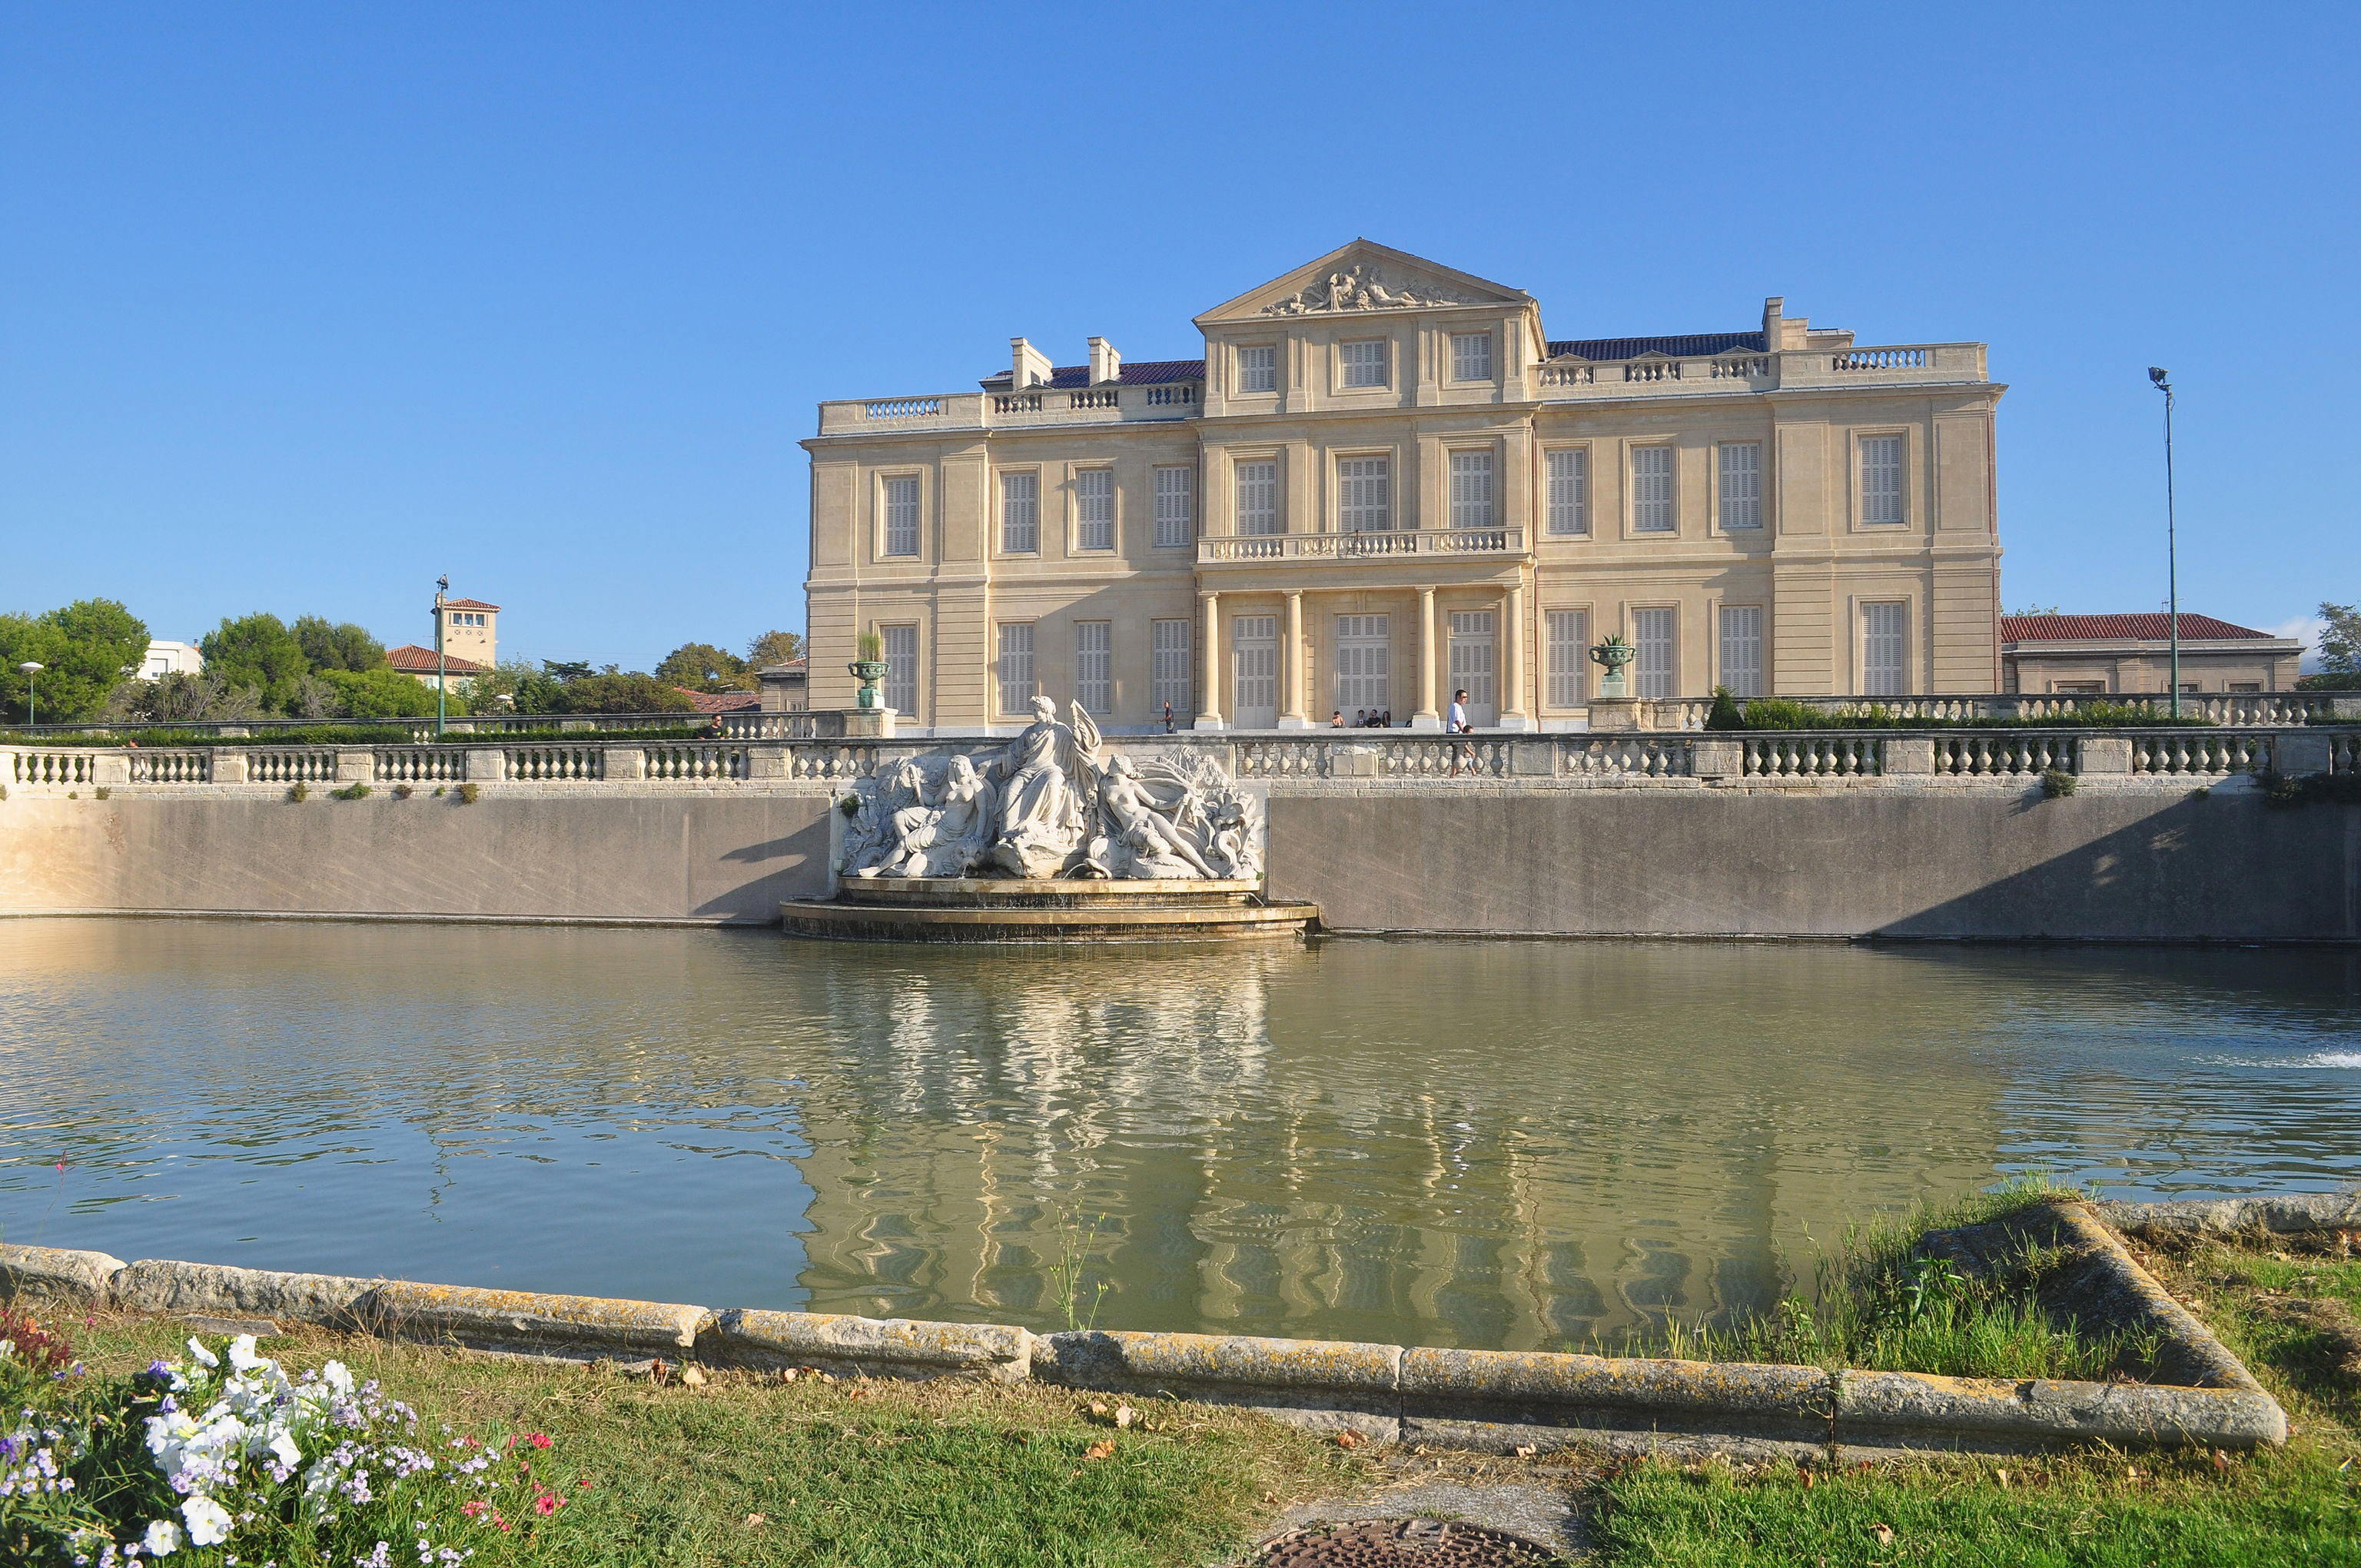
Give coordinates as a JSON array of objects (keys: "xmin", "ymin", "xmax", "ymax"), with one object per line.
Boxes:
[
  {"xmin": 1448, "ymin": 689, "xmax": 1472, "ymax": 775},
  {"xmin": 1163, "ymin": 700, "xmax": 1174, "ymax": 734}
]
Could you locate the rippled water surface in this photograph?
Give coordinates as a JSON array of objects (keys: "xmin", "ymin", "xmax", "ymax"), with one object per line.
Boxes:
[{"xmin": 2, "ymin": 919, "xmax": 2356, "ymax": 1350}]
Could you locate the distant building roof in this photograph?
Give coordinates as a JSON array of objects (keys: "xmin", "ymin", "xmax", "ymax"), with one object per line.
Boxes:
[
  {"xmin": 758, "ymin": 658, "xmax": 808, "ymax": 678},
  {"xmin": 2000, "ymin": 613, "xmax": 2293, "ymax": 645},
  {"xmin": 385, "ymin": 644, "xmax": 490, "ymax": 674},
  {"xmin": 980, "ymin": 358, "xmax": 1205, "ymax": 390},
  {"xmin": 1544, "ymin": 332, "xmax": 1767, "ymax": 360},
  {"xmin": 440, "ymin": 598, "xmax": 501, "ymax": 611},
  {"xmin": 677, "ymin": 687, "xmax": 763, "ymax": 713}
]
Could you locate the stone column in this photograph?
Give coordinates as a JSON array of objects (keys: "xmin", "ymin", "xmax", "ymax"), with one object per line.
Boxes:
[
  {"xmin": 1277, "ymin": 590, "xmax": 1310, "ymax": 729},
  {"xmin": 1194, "ymin": 591, "xmax": 1224, "ymax": 729},
  {"xmin": 1412, "ymin": 586, "xmax": 1441, "ymax": 730},
  {"xmin": 1500, "ymin": 582, "xmax": 1530, "ymax": 731}
]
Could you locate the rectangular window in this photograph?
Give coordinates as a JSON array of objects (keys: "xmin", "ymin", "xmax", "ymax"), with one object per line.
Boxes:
[
  {"xmin": 882, "ymin": 476, "xmax": 921, "ymax": 557},
  {"xmin": 1074, "ymin": 469, "xmax": 1114, "ymax": 551},
  {"xmin": 1232, "ymin": 614, "xmax": 1278, "ymax": 728},
  {"xmin": 881, "ymin": 624, "xmax": 918, "ymax": 714},
  {"xmin": 1546, "ymin": 610, "xmax": 1589, "ymax": 707},
  {"xmin": 999, "ymin": 470, "xmax": 1038, "ymax": 553},
  {"xmin": 997, "ymin": 623, "xmax": 1036, "ymax": 715},
  {"xmin": 1340, "ymin": 339, "xmax": 1388, "ymax": 388},
  {"xmin": 1075, "ymin": 620, "xmax": 1112, "ymax": 715},
  {"xmin": 1449, "ymin": 450, "xmax": 1496, "ymax": 530},
  {"xmin": 1545, "ymin": 448, "xmax": 1589, "ymax": 536},
  {"xmin": 1632, "ymin": 607, "xmax": 1677, "ymax": 699},
  {"xmin": 1151, "ymin": 618, "xmax": 1191, "ymax": 717},
  {"xmin": 1860, "ymin": 434, "xmax": 1904, "ymax": 526},
  {"xmin": 1337, "ymin": 456, "xmax": 1390, "ymax": 533},
  {"xmin": 1335, "ymin": 613, "xmax": 1390, "ymax": 716},
  {"xmin": 1450, "ymin": 332, "xmax": 1493, "ymax": 383},
  {"xmin": 1632, "ymin": 447, "xmax": 1675, "ymax": 533},
  {"xmin": 1235, "ymin": 460, "xmax": 1280, "ymax": 535},
  {"xmin": 1861, "ymin": 602, "xmax": 1907, "ymax": 694},
  {"xmin": 1718, "ymin": 442, "xmax": 1762, "ymax": 530},
  {"xmin": 1718, "ymin": 606, "xmax": 1764, "ymax": 698},
  {"xmin": 1153, "ymin": 466, "xmax": 1194, "ymax": 548},
  {"xmin": 1237, "ymin": 344, "xmax": 1277, "ymax": 394}
]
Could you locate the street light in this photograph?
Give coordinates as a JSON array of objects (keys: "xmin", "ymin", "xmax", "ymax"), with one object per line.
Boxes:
[
  {"xmin": 2149, "ymin": 367, "xmax": 2180, "ymax": 719},
  {"xmin": 433, "ymin": 575, "xmax": 450, "ymax": 738},
  {"xmin": 16, "ymin": 662, "xmax": 43, "ymax": 726}
]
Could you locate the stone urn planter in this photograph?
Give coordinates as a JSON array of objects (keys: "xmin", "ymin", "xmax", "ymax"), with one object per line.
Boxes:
[{"xmin": 848, "ymin": 659, "xmax": 889, "ymax": 711}]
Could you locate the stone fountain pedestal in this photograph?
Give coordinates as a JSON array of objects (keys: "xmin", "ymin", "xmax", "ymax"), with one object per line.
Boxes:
[{"xmin": 781, "ymin": 877, "xmax": 1318, "ymax": 944}]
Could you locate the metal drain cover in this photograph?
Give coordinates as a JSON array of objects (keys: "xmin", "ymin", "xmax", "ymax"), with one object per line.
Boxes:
[{"xmin": 1255, "ymin": 1518, "xmax": 1564, "ymax": 1566}]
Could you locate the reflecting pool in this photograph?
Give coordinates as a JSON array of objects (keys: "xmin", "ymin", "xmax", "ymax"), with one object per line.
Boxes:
[{"xmin": 2, "ymin": 919, "xmax": 2355, "ymax": 1350}]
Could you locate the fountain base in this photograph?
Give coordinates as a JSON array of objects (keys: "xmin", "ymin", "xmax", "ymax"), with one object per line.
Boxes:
[{"xmin": 781, "ymin": 877, "xmax": 1318, "ymax": 944}]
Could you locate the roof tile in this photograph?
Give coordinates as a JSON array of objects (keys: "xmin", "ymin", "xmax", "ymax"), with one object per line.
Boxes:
[
  {"xmin": 2000, "ymin": 613, "xmax": 2281, "ymax": 643},
  {"xmin": 384, "ymin": 644, "xmax": 490, "ymax": 674}
]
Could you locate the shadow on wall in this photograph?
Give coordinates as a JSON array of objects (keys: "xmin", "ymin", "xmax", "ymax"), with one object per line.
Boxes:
[{"xmin": 699, "ymin": 813, "xmax": 832, "ymax": 920}]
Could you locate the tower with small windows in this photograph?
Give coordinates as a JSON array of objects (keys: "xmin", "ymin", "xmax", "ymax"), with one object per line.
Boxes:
[{"xmin": 435, "ymin": 597, "xmax": 500, "ymax": 668}]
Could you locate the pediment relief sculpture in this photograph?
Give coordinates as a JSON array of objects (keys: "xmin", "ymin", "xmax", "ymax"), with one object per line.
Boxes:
[
  {"xmin": 1261, "ymin": 263, "xmax": 1478, "ymax": 316},
  {"xmin": 841, "ymin": 697, "xmax": 1264, "ymax": 883}
]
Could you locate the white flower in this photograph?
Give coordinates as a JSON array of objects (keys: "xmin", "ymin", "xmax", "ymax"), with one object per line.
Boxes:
[
  {"xmin": 187, "ymin": 1340, "xmax": 218, "ymax": 1369},
  {"xmin": 227, "ymin": 1336, "xmax": 267, "ymax": 1373},
  {"xmin": 144, "ymin": 1519, "xmax": 183, "ymax": 1556},
  {"xmin": 181, "ymin": 1495, "xmax": 234, "ymax": 1547},
  {"xmin": 268, "ymin": 1430, "xmax": 302, "ymax": 1468},
  {"xmin": 320, "ymin": 1361, "xmax": 355, "ymax": 1398}
]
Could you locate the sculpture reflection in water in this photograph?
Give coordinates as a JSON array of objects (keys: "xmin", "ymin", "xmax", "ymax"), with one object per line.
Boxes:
[{"xmin": 843, "ymin": 696, "xmax": 1262, "ymax": 882}]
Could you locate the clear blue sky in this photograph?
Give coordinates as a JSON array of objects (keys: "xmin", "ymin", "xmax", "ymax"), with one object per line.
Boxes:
[{"xmin": 6, "ymin": 2, "xmax": 2355, "ymax": 670}]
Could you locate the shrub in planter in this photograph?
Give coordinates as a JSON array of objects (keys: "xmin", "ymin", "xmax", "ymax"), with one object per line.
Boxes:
[{"xmin": 1702, "ymin": 686, "xmax": 1744, "ymax": 731}]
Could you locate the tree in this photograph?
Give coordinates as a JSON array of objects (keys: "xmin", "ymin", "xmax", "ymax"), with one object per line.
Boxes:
[
  {"xmin": 745, "ymin": 630, "xmax": 803, "ymax": 669},
  {"xmin": 554, "ymin": 672, "xmax": 696, "ymax": 714},
  {"xmin": 465, "ymin": 657, "xmax": 565, "ymax": 715},
  {"xmin": 0, "ymin": 598, "xmax": 151, "ymax": 723},
  {"xmin": 317, "ymin": 666, "xmax": 453, "ymax": 718},
  {"xmin": 2008, "ymin": 603, "xmax": 2062, "ymax": 617},
  {"xmin": 540, "ymin": 659, "xmax": 594, "ymax": 683},
  {"xmin": 292, "ymin": 616, "xmax": 386, "ymax": 673},
  {"xmin": 105, "ymin": 672, "xmax": 264, "ymax": 725},
  {"xmin": 200, "ymin": 613, "xmax": 312, "ymax": 715},
  {"xmin": 655, "ymin": 642, "xmax": 749, "ymax": 693},
  {"xmin": 2299, "ymin": 601, "xmax": 2361, "ymax": 690}
]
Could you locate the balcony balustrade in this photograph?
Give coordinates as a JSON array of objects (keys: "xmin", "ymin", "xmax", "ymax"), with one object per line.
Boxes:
[{"xmin": 1199, "ymin": 526, "xmax": 1526, "ymax": 565}]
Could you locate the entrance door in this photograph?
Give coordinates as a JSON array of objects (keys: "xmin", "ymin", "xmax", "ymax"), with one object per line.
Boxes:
[
  {"xmin": 1448, "ymin": 610, "xmax": 1496, "ymax": 726},
  {"xmin": 1335, "ymin": 614, "xmax": 1390, "ymax": 719},
  {"xmin": 1232, "ymin": 615, "xmax": 1278, "ymax": 729}
]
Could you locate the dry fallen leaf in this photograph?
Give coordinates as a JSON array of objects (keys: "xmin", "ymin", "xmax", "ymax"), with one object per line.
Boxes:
[
  {"xmin": 2212, "ymin": 1449, "xmax": 2232, "ymax": 1471},
  {"xmin": 1513, "ymin": 1445, "xmax": 1536, "ymax": 1459},
  {"xmin": 1868, "ymin": 1522, "xmax": 1896, "ymax": 1546},
  {"xmin": 1801, "ymin": 1469, "xmax": 1816, "ymax": 1490},
  {"xmin": 742, "ymin": 1513, "xmax": 765, "ymax": 1529},
  {"xmin": 679, "ymin": 1364, "xmax": 709, "ymax": 1387},
  {"xmin": 1114, "ymin": 1404, "xmax": 1138, "ymax": 1430},
  {"xmin": 777, "ymin": 1368, "xmax": 798, "ymax": 1384},
  {"xmin": 1084, "ymin": 1439, "xmax": 1117, "ymax": 1460},
  {"xmin": 1994, "ymin": 1469, "xmax": 2010, "ymax": 1487},
  {"xmin": 1333, "ymin": 1430, "xmax": 1361, "ymax": 1450}
]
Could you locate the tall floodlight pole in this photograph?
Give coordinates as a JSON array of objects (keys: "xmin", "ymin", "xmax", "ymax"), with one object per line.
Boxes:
[
  {"xmin": 434, "ymin": 575, "xmax": 450, "ymax": 738},
  {"xmin": 2148, "ymin": 367, "xmax": 2180, "ymax": 719},
  {"xmin": 16, "ymin": 662, "xmax": 42, "ymax": 726}
]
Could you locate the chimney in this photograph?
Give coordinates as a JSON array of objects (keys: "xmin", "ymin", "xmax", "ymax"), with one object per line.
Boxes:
[
  {"xmin": 1010, "ymin": 337, "xmax": 1054, "ymax": 388},
  {"xmin": 1087, "ymin": 336, "xmax": 1121, "ymax": 385},
  {"xmin": 1762, "ymin": 297, "xmax": 1784, "ymax": 347}
]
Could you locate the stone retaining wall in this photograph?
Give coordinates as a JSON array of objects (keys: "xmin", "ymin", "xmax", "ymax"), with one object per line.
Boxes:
[{"xmin": 0, "ymin": 1201, "xmax": 2284, "ymax": 1460}]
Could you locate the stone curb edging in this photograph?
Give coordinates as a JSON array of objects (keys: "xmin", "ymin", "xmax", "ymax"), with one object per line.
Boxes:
[
  {"xmin": 0, "ymin": 1202, "xmax": 2286, "ymax": 1460},
  {"xmin": 2100, "ymin": 1188, "xmax": 2361, "ymax": 1243}
]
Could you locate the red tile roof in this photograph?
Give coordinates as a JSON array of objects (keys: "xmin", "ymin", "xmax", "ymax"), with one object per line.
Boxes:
[
  {"xmin": 384, "ymin": 644, "xmax": 489, "ymax": 674},
  {"xmin": 676, "ymin": 687, "xmax": 764, "ymax": 713},
  {"xmin": 2001, "ymin": 613, "xmax": 2281, "ymax": 643},
  {"xmin": 440, "ymin": 598, "xmax": 500, "ymax": 611}
]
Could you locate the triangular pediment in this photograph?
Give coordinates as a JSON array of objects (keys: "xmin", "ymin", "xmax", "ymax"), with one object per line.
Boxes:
[{"xmin": 1197, "ymin": 240, "xmax": 1532, "ymax": 324}]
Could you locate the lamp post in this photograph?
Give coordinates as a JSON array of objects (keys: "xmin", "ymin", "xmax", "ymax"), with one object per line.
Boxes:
[
  {"xmin": 2148, "ymin": 367, "xmax": 2180, "ymax": 719},
  {"xmin": 15, "ymin": 662, "xmax": 42, "ymax": 726},
  {"xmin": 433, "ymin": 575, "xmax": 450, "ymax": 738}
]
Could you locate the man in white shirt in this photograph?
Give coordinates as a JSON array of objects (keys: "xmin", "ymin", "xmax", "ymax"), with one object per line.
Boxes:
[{"xmin": 1447, "ymin": 688, "xmax": 1471, "ymax": 775}]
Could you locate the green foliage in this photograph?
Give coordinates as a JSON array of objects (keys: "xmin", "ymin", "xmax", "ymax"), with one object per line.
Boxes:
[
  {"xmin": 200, "ymin": 613, "xmax": 312, "ymax": 715},
  {"xmin": 1702, "ymin": 686, "xmax": 1745, "ymax": 732},
  {"xmin": 457, "ymin": 782, "xmax": 480, "ymax": 804},
  {"xmin": 540, "ymin": 659, "xmax": 595, "ymax": 683},
  {"xmin": 2007, "ymin": 603, "xmax": 2063, "ymax": 616},
  {"xmin": 2296, "ymin": 671, "xmax": 2361, "ymax": 689},
  {"xmin": 656, "ymin": 641, "xmax": 752, "ymax": 693},
  {"xmin": 330, "ymin": 782, "xmax": 372, "ymax": 799},
  {"xmin": 745, "ymin": 629, "xmax": 804, "ymax": 669},
  {"xmin": 552, "ymin": 671, "xmax": 697, "ymax": 714},
  {"xmin": 0, "ymin": 598, "xmax": 151, "ymax": 723},
  {"xmin": 857, "ymin": 631, "xmax": 885, "ymax": 662},
  {"xmin": 2041, "ymin": 767, "xmax": 2077, "ymax": 798},
  {"xmin": 106, "ymin": 670, "xmax": 265, "ymax": 725},
  {"xmin": 287, "ymin": 782, "xmax": 310, "ymax": 802},
  {"xmin": 2262, "ymin": 769, "xmax": 2361, "ymax": 807},
  {"xmin": 291, "ymin": 615, "xmax": 386, "ymax": 673},
  {"xmin": 317, "ymin": 666, "xmax": 453, "ymax": 718},
  {"xmin": 2315, "ymin": 600, "xmax": 2359, "ymax": 677},
  {"xmin": 1731, "ymin": 697, "xmax": 2213, "ymax": 731}
]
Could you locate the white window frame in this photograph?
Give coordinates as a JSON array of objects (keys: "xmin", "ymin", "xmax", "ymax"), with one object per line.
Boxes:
[
  {"xmin": 1339, "ymin": 338, "xmax": 1389, "ymax": 390},
  {"xmin": 1073, "ymin": 468, "xmax": 1115, "ymax": 552},
  {"xmin": 1151, "ymin": 618, "xmax": 1191, "ymax": 718},
  {"xmin": 999, "ymin": 470, "xmax": 1039, "ymax": 554},
  {"xmin": 1074, "ymin": 620, "xmax": 1112, "ymax": 715},
  {"xmin": 1858, "ymin": 434, "xmax": 1906, "ymax": 527},
  {"xmin": 1545, "ymin": 609, "xmax": 1589, "ymax": 707},
  {"xmin": 1449, "ymin": 331, "xmax": 1494, "ymax": 384},
  {"xmin": 1235, "ymin": 457, "xmax": 1281, "ymax": 536},
  {"xmin": 1337, "ymin": 454, "xmax": 1391, "ymax": 534},
  {"xmin": 1631, "ymin": 446, "xmax": 1675, "ymax": 533},
  {"xmin": 1152, "ymin": 465, "xmax": 1194, "ymax": 548},
  {"xmin": 1333, "ymin": 613, "xmax": 1390, "ymax": 716},
  {"xmin": 880, "ymin": 623, "xmax": 918, "ymax": 715},
  {"xmin": 1861, "ymin": 601, "xmax": 1908, "ymax": 695},
  {"xmin": 880, "ymin": 474, "xmax": 921, "ymax": 558},
  {"xmin": 1544, "ymin": 447, "xmax": 1589, "ymax": 537},
  {"xmin": 1231, "ymin": 613, "xmax": 1279, "ymax": 727},
  {"xmin": 996, "ymin": 623, "xmax": 1036, "ymax": 716},
  {"xmin": 1717, "ymin": 442, "xmax": 1762, "ymax": 531},
  {"xmin": 1449, "ymin": 450, "xmax": 1496, "ymax": 530},
  {"xmin": 1718, "ymin": 605, "xmax": 1765, "ymax": 698},
  {"xmin": 1236, "ymin": 344, "xmax": 1278, "ymax": 395},
  {"xmin": 1632, "ymin": 606, "xmax": 1678, "ymax": 699}
]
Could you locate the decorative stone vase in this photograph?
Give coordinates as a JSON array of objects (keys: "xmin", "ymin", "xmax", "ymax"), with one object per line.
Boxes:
[
  {"xmin": 848, "ymin": 659, "xmax": 888, "ymax": 711},
  {"xmin": 1589, "ymin": 634, "xmax": 1636, "ymax": 700}
]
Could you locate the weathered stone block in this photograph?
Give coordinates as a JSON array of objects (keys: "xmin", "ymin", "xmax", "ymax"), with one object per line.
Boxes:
[
  {"xmin": 91, "ymin": 754, "xmax": 132, "ymax": 786},
  {"xmin": 2271, "ymin": 734, "xmax": 2332, "ymax": 776},
  {"xmin": 1038, "ymin": 1330, "xmax": 1402, "ymax": 1439},
  {"xmin": 605, "ymin": 748, "xmax": 649, "ymax": 780},
  {"xmin": 333, "ymin": 749, "xmax": 373, "ymax": 784},
  {"xmin": 742, "ymin": 746, "xmax": 789, "ymax": 780},
  {"xmin": 2077, "ymin": 736, "xmax": 2134, "ymax": 775},
  {"xmin": 1836, "ymin": 1370, "xmax": 2286, "ymax": 1450},
  {"xmin": 357, "ymin": 1281, "xmax": 709, "ymax": 1359},
  {"xmin": 111, "ymin": 1259, "xmax": 377, "ymax": 1324},
  {"xmin": 1510, "ymin": 741, "xmax": 1558, "ymax": 778},
  {"xmin": 463, "ymin": 749, "xmax": 506, "ymax": 783},
  {"xmin": 699, "ymin": 1308, "xmax": 1031, "ymax": 1382},
  {"xmin": 208, "ymin": 752, "xmax": 249, "ymax": 783},
  {"xmin": 1882, "ymin": 737, "xmax": 1936, "ymax": 775},
  {"xmin": 1687, "ymin": 739, "xmax": 1739, "ymax": 780},
  {"xmin": 0, "ymin": 1244, "xmax": 125, "ymax": 1307}
]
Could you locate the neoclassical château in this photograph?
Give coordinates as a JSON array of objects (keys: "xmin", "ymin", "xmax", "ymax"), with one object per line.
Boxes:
[{"xmin": 803, "ymin": 241, "xmax": 2004, "ymax": 732}]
